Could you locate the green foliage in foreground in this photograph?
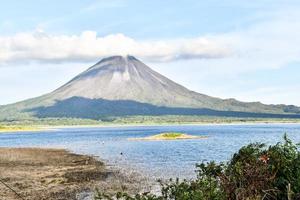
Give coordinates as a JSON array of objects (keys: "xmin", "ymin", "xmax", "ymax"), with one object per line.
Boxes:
[{"xmin": 95, "ymin": 134, "xmax": 300, "ymax": 200}]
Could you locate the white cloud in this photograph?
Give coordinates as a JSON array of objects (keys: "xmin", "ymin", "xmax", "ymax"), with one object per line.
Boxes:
[
  {"xmin": 0, "ymin": 30, "xmax": 230, "ymax": 65},
  {"xmin": 2, "ymin": 7, "xmax": 299, "ymax": 71}
]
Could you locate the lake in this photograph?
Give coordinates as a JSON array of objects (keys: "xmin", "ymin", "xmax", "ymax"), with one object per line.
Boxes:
[{"xmin": 1, "ymin": 124, "xmax": 300, "ymax": 179}]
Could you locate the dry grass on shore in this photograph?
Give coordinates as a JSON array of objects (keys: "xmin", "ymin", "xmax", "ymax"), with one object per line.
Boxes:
[{"xmin": 0, "ymin": 126, "xmax": 42, "ymax": 133}]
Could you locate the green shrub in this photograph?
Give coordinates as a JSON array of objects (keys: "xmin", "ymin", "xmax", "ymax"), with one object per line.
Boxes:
[{"xmin": 95, "ymin": 134, "xmax": 300, "ymax": 200}]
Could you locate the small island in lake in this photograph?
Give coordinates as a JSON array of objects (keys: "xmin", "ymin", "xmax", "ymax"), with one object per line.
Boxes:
[{"xmin": 129, "ymin": 132, "xmax": 208, "ymax": 141}]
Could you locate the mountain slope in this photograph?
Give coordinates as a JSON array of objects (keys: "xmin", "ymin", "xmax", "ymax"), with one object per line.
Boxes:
[{"xmin": 0, "ymin": 55, "xmax": 300, "ymax": 121}]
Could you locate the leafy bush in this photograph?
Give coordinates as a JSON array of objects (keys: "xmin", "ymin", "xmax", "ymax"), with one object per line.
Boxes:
[{"xmin": 95, "ymin": 134, "xmax": 300, "ymax": 200}]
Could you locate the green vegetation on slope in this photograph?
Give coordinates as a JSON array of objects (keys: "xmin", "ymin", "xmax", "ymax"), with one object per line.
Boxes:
[{"xmin": 96, "ymin": 134, "xmax": 300, "ymax": 200}]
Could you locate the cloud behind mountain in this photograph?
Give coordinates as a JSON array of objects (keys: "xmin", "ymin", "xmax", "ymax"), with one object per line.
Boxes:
[{"xmin": 0, "ymin": 31, "xmax": 230, "ymax": 65}]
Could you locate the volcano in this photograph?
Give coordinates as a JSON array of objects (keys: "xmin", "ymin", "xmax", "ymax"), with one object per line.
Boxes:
[{"xmin": 1, "ymin": 55, "xmax": 300, "ymax": 120}]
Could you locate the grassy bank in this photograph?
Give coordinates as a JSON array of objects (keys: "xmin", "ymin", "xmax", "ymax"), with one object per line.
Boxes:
[
  {"xmin": 1, "ymin": 115, "xmax": 300, "ymax": 128},
  {"xmin": 0, "ymin": 125, "xmax": 43, "ymax": 133},
  {"xmin": 0, "ymin": 115, "xmax": 299, "ymax": 134}
]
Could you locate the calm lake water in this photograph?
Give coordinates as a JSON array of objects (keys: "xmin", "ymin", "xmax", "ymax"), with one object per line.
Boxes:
[{"xmin": 1, "ymin": 124, "xmax": 300, "ymax": 179}]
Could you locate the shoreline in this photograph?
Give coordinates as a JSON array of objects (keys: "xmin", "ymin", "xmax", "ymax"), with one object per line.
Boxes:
[
  {"xmin": 0, "ymin": 147, "xmax": 146, "ymax": 200},
  {"xmin": 55, "ymin": 121, "xmax": 300, "ymax": 128},
  {"xmin": 1, "ymin": 121, "xmax": 300, "ymax": 133},
  {"xmin": 0, "ymin": 126, "xmax": 56, "ymax": 133}
]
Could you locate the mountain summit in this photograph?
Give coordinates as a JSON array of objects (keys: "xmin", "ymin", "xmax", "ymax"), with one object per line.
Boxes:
[
  {"xmin": 1, "ymin": 55, "xmax": 300, "ymax": 120},
  {"xmin": 50, "ymin": 55, "xmax": 222, "ymax": 108}
]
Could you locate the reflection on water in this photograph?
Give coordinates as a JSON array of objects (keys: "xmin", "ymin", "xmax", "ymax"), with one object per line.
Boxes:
[{"xmin": 1, "ymin": 124, "xmax": 300, "ymax": 179}]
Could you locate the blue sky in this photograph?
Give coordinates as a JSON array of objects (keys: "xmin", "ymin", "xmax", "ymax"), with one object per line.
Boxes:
[{"xmin": 0, "ymin": 0, "xmax": 300, "ymax": 105}]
